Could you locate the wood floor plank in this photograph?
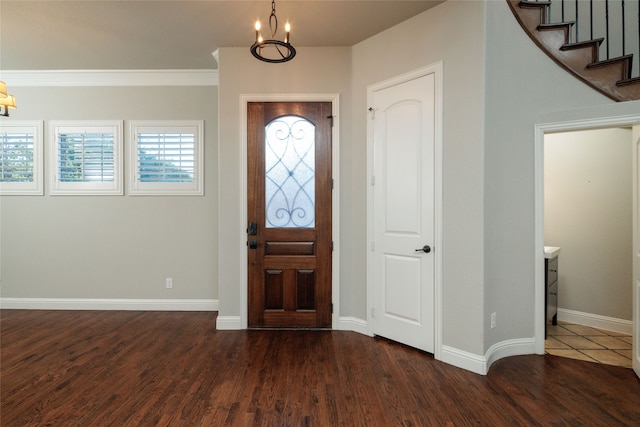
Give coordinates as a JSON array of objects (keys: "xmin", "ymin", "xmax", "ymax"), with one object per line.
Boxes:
[{"xmin": 2, "ymin": 310, "xmax": 639, "ymax": 426}]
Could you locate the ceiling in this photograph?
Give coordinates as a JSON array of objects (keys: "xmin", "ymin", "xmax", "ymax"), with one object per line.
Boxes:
[{"xmin": 0, "ymin": 0, "xmax": 444, "ymax": 70}]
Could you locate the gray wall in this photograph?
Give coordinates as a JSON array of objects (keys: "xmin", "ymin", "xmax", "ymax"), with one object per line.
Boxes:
[
  {"xmin": 545, "ymin": 128, "xmax": 632, "ymax": 321},
  {"xmin": 1, "ymin": 86, "xmax": 218, "ymax": 300},
  {"xmin": 484, "ymin": 1, "xmax": 640, "ymax": 352},
  {"xmin": 216, "ymin": 1, "xmax": 488, "ymax": 356},
  {"xmin": 351, "ymin": 0, "xmax": 487, "ymax": 355},
  {"xmin": 216, "ymin": 47, "xmax": 352, "ymax": 319},
  {"xmin": 215, "ymin": 1, "xmax": 488, "ymax": 356}
]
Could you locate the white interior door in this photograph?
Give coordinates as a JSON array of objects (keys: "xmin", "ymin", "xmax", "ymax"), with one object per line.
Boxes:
[
  {"xmin": 370, "ymin": 72, "xmax": 435, "ymax": 353},
  {"xmin": 634, "ymin": 124, "xmax": 640, "ymax": 378}
]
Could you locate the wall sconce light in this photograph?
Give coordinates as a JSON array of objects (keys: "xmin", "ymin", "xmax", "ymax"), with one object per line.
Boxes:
[{"xmin": 0, "ymin": 81, "xmax": 17, "ymax": 117}]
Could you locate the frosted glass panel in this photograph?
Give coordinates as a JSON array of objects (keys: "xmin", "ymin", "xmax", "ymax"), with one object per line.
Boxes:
[{"xmin": 265, "ymin": 116, "xmax": 315, "ymax": 228}]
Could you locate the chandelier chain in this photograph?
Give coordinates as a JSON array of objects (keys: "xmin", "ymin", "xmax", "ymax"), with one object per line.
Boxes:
[{"xmin": 269, "ymin": 0, "xmax": 278, "ymax": 38}]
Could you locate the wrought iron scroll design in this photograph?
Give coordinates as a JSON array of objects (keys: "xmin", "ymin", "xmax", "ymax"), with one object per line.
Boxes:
[{"xmin": 265, "ymin": 116, "xmax": 315, "ymax": 228}]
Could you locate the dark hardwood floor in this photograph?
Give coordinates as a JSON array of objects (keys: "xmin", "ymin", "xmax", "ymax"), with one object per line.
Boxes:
[{"xmin": 1, "ymin": 310, "xmax": 639, "ymax": 426}]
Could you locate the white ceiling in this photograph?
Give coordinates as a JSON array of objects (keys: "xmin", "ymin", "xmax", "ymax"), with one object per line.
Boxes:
[{"xmin": 0, "ymin": 0, "xmax": 444, "ymax": 70}]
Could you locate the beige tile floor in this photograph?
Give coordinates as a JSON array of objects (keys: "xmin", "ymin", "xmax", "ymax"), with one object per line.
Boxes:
[{"xmin": 545, "ymin": 322, "xmax": 633, "ymax": 368}]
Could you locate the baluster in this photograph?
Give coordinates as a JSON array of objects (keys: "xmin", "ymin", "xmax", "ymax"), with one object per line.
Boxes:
[
  {"xmin": 590, "ymin": 0, "xmax": 594, "ymax": 40},
  {"xmin": 606, "ymin": 0, "xmax": 610, "ymax": 59},
  {"xmin": 575, "ymin": 0, "xmax": 579, "ymax": 41},
  {"xmin": 621, "ymin": 0, "xmax": 626, "ymax": 56}
]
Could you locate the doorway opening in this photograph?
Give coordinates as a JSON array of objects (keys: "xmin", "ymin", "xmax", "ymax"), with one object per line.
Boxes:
[
  {"xmin": 544, "ymin": 126, "xmax": 632, "ymax": 366},
  {"xmin": 535, "ymin": 116, "xmax": 640, "ymax": 377}
]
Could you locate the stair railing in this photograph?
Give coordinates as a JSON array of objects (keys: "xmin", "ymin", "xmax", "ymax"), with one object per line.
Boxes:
[{"xmin": 540, "ymin": 0, "xmax": 640, "ymax": 79}]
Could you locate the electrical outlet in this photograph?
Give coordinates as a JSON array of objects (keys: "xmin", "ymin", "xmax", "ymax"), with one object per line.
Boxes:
[
  {"xmin": 166, "ymin": 278, "xmax": 173, "ymax": 289},
  {"xmin": 491, "ymin": 312, "xmax": 496, "ymax": 329}
]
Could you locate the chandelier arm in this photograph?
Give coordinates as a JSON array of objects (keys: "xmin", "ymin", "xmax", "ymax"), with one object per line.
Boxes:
[{"xmin": 275, "ymin": 44, "xmax": 286, "ymax": 59}]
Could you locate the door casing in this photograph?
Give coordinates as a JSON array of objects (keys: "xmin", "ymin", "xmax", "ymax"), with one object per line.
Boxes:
[
  {"xmin": 239, "ymin": 93, "xmax": 340, "ymax": 330},
  {"xmin": 366, "ymin": 63, "xmax": 444, "ymax": 360}
]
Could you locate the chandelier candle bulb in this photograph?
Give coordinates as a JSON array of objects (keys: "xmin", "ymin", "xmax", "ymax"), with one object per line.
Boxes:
[
  {"xmin": 285, "ymin": 22, "xmax": 290, "ymax": 43},
  {"xmin": 255, "ymin": 20, "xmax": 262, "ymax": 43}
]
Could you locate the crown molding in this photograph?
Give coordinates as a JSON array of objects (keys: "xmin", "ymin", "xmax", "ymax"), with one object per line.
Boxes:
[{"xmin": 0, "ymin": 69, "xmax": 218, "ymax": 87}]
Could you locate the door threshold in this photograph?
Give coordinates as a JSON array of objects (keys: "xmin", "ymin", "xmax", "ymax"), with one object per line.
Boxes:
[{"xmin": 247, "ymin": 327, "xmax": 332, "ymax": 331}]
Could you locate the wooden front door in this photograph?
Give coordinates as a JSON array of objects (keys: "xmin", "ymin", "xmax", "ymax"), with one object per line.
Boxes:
[{"xmin": 247, "ymin": 102, "xmax": 332, "ymax": 328}]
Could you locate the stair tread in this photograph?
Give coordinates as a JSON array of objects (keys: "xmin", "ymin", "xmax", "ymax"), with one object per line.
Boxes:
[
  {"xmin": 538, "ymin": 22, "xmax": 575, "ymax": 29},
  {"xmin": 587, "ymin": 54, "xmax": 633, "ymax": 68},
  {"xmin": 520, "ymin": 1, "xmax": 551, "ymax": 6},
  {"xmin": 560, "ymin": 38, "xmax": 604, "ymax": 51},
  {"xmin": 618, "ymin": 76, "xmax": 640, "ymax": 86}
]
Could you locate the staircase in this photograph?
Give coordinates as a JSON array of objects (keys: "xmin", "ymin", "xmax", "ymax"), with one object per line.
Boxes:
[{"xmin": 507, "ymin": 0, "xmax": 640, "ymax": 102}]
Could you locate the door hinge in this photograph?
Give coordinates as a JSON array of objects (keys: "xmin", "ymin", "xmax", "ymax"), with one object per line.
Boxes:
[
  {"xmin": 327, "ymin": 115, "xmax": 334, "ymax": 127},
  {"xmin": 331, "ymin": 241, "xmax": 334, "ymax": 251},
  {"xmin": 368, "ymin": 107, "xmax": 375, "ymax": 120},
  {"xmin": 331, "ymin": 303, "xmax": 334, "ymax": 314},
  {"xmin": 331, "ymin": 178, "xmax": 334, "ymax": 190}
]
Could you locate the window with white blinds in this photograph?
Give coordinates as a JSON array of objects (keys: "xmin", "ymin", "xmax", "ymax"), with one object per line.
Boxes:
[
  {"xmin": 0, "ymin": 121, "xmax": 44, "ymax": 195},
  {"xmin": 128, "ymin": 121, "xmax": 203, "ymax": 195},
  {"xmin": 49, "ymin": 121, "xmax": 123, "ymax": 195},
  {"xmin": 58, "ymin": 132, "xmax": 115, "ymax": 182}
]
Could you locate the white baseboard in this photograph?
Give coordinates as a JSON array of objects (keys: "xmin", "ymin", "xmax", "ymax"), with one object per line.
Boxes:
[
  {"xmin": 557, "ymin": 308, "xmax": 632, "ymax": 335},
  {"xmin": 0, "ymin": 297, "xmax": 218, "ymax": 311},
  {"xmin": 485, "ymin": 338, "xmax": 536, "ymax": 371},
  {"xmin": 440, "ymin": 345, "xmax": 488, "ymax": 375},
  {"xmin": 215, "ymin": 316, "xmax": 242, "ymax": 330},
  {"xmin": 440, "ymin": 338, "xmax": 536, "ymax": 376},
  {"xmin": 336, "ymin": 316, "xmax": 369, "ymax": 335}
]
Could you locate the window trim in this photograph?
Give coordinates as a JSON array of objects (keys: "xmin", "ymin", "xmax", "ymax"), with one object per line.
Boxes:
[
  {"xmin": 0, "ymin": 120, "xmax": 44, "ymax": 196},
  {"xmin": 128, "ymin": 120, "xmax": 204, "ymax": 196},
  {"xmin": 48, "ymin": 120, "xmax": 123, "ymax": 196}
]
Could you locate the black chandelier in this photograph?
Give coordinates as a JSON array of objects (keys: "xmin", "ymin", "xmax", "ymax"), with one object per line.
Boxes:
[{"xmin": 250, "ymin": 0, "xmax": 296, "ymax": 63}]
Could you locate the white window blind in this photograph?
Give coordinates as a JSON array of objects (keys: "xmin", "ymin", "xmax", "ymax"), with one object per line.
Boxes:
[
  {"xmin": 49, "ymin": 121, "xmax": 123, "ymax": 195},
  {"xmin": 58, "ymin": 132, "xmax": 115, "ymax": 182},
  {"xmin": 2, "ymin": 132, "xmax": 34, "ymax": 182},
  {"xmin": 0, "ymin": 121, "xmax": 44, "ymax": 195},
  {"xmin": 129, "ymin": 121, "xmax": 203, "ymax": 195},
  {"xmin": 137, "ymin": 132, "xmax": 195, "ymax": 183}
]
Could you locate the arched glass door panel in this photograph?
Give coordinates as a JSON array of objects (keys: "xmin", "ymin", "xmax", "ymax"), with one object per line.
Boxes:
[{"xmin": 264, "ymin": 116, "xmax": 315, "ymax": 228}]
